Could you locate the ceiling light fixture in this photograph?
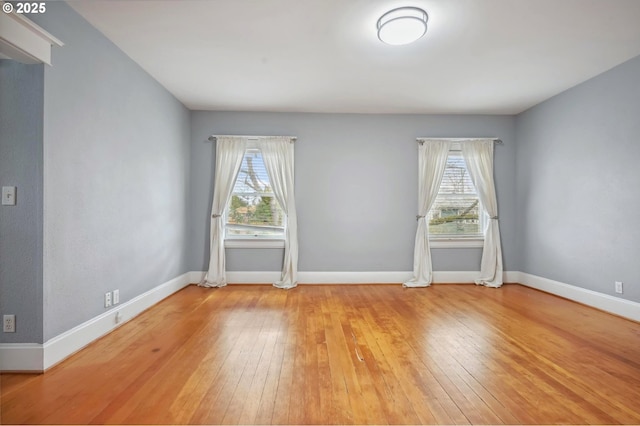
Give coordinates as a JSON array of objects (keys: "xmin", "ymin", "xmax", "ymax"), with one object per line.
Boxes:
[{"xmin": 377, "ymin": 6, "xmax": 428, "ymax": 45}]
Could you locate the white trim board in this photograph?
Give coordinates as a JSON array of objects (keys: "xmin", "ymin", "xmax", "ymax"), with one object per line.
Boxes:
[
  {"xmin": 0, "ymin": 343, "xmax": 44, "ymax": 372},
  {"xmin": 517, "ymin": 272, "xmax": 640, "ymax": 322},
  {"xmin": 0, "ymin": 5, "xmax": 64, "ymax": 65},
  {"xmin": 0, "ymin": 272, "xmax": 192, "ymax": 372},
  {"xmin": 193, "ymin": 270, "xmax": 521, "ymax": 285}
]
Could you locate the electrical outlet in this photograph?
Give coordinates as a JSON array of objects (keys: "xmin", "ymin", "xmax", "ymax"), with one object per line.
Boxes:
[
  {"xmin": 113, "ymin": 289, "xmax": 120, "ymax": 305},
  {"xmin": 615, "ymin": 281, "xmax": 623, "ymax": 294},
  {"xmin": 105, "ymin": 291, "xmax": 112, "ymax": 307},
  {"xmin": 3, "ymin": 315, "xmax": 16, "ymax": 332}
]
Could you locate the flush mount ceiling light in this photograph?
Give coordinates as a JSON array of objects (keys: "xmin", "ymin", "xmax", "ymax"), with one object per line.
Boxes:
[{"xmin": 377, "ymin": 6, "xmax": 428, "ymax": 45}]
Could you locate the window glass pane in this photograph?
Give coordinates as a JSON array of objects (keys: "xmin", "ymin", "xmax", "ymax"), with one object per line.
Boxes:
[
  {"xmin": 429, "ymin": 152, "xmax": 483, "ymax": 237},
  {"xmin": 226, "ymin": 149, "xmax": 284, "ymax": 238}
]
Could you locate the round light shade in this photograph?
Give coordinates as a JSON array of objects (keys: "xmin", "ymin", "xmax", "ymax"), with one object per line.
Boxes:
[{"xmin": 377, "ymin": 7, "xmax": 428, "ymax": 45}]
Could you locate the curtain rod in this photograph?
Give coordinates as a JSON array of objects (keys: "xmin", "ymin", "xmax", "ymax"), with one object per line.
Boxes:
[
  {"xmin": 416, "ymin": 137, "xmax": 502, "ymax": 145},
  {"xmin": 208, "ymin": 135, "xmax": 297, "ymax": 142}
]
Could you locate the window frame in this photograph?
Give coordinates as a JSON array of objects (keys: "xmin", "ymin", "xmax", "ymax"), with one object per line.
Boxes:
[
  {"xmin": 428, "ymin": 144, "xmax": 485, "ymax": 248},
  {"xmin": 224, "ymin": 143, "xmax": 286, "ymax": 249}
]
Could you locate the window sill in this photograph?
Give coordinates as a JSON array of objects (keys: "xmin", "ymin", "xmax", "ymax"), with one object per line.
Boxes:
[
  {"xmin": 429, "ymin": 238, "xmax": 484, "ymax": 248},
  {"xmin": 225, "ymin": 239, "xmax": 285, "ymax": 249}
]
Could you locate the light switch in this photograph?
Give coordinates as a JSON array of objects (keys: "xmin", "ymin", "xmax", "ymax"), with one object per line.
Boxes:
[{"xmin": 2, "ymin": 186, "xmax": 16, "ymax": 206}]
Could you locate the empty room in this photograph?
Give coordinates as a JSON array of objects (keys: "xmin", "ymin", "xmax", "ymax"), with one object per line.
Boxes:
[{"xmin": 1, "ymin": 0, "xmax": 639, "ymax": 424}]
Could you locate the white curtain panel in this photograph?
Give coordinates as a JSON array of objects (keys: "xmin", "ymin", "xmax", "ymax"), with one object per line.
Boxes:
[
  {"xmin": 261, "ymin": 137, "xmax": 298, "ymax": 289},
  {"xmin": 462, "ymin": 139, "xmax": 504, "ymax": 287},
  {"xmin": 200, "ymin": 137, "xmax": 248, "ymax": 288},
  {"xmin": 404, "ymin": 139, "xmax": 452, "ymax": 287}
]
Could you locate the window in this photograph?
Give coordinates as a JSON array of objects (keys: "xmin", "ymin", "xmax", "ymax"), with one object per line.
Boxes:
[
  {"xmin": 226, "ymin": 148, "xmax": 285, "ymax": 241},
  {"xmin": 428, "ymin": 149, "xmax": 485, "ymax": 242}
]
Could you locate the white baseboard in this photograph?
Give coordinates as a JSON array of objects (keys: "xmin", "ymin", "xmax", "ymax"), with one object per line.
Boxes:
[
  {"xmin": 518, "ymin": 272, "xmax": 640, "ymax": 322},
  {"xmin": 0, "ymin": 344, "xmax": 44, "ymax": 372},
  {"xmin": 0, "ymin": 272, "xmax": 192, "ymax": 372},
  {"xmin": 299, "ymin": 271, "xmax": 412, "ymax": 284},
  {"xmin": 435, "ymin": 270, "xmax": 519, "ymax": 284},
  {"xmin": 189, "ymin": 270, "xmax": 207, "ymax": 284},
  {"xmin": 503, "ymin": 270, "xmax": 521, "ymax": 283},
  {"xmin": 192, "ymin": 270, "xmax": 519, "ymax": 285}
]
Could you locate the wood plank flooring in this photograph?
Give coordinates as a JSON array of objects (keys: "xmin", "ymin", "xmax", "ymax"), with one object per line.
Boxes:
[{"xmin": 2, "ymin": 284, "xmax": 640, "ymax": 424}]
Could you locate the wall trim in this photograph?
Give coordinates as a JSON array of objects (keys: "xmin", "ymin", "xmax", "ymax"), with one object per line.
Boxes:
[
  {"xmin": 0, "ymin": 271, "xmax": 192, "ymax": 372},
  {"xmin": 0, "ymin": 343, "xmax": 44, "ymax": 372},
  {"xmin": 189, "ymin": 270, "xmax": 206, "ymax": 284},
  {"xmin": 301, "ymin": 271, "xmax": 412, "ymax": 284},
  {"xmin": 191, "ymin": 270, "xmax": 520, "ymax": 285},
  {"xmin": 518, "ymin": 272, "xmax": 640, "ymax": 322},
  {"xmin": 0, "ymin": 6, "xmax": 64, "ymax": 65}
]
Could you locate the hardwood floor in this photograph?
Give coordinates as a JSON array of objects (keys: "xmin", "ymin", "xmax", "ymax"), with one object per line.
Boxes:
[{"xmin": 2, "ymin": 284, "xmax": 640, "ymax": 424}]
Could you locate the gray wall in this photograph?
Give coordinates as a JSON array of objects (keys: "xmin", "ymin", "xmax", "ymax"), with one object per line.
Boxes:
[
  {"xmin": 190, "ymin": 112, "xmax": 517, "ymax": 273},
  {"xmin": 516, "ymin": 55, "xmax": 640, "ymax": 303},
  {"xmin": 0, "ymin": 61, "xmax": 44, "ymax": 343},
  {"xmin": 30, "ymin": 3, "xmax": 191, "ymax": 340}
]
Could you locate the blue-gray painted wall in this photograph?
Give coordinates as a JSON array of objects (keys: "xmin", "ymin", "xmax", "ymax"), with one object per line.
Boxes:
[
  {"xmin": 189, "ymin": 112, "xmax": 517, "ymax": 273},
  {"xmin": 516, "ymin": 55, "xmax": 640, "ymax": 303},
  {"xmin": 0, "ymin": 61, "xmax": 44, "ymax": 343},
  {"xmin": 29, "ymin": 2, "xmax": 192, "ymax": 341}
]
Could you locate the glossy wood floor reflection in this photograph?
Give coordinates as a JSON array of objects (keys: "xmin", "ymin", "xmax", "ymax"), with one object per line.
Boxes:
[{"xmin": 2, "ymin": 284, "xmax": 640, "ymax": 425}]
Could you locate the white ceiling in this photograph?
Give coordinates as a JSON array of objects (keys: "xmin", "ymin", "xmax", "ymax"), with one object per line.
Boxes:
[{"xmin": 68, "ymin": 0, "xmax": 640, "ymax": 114}]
